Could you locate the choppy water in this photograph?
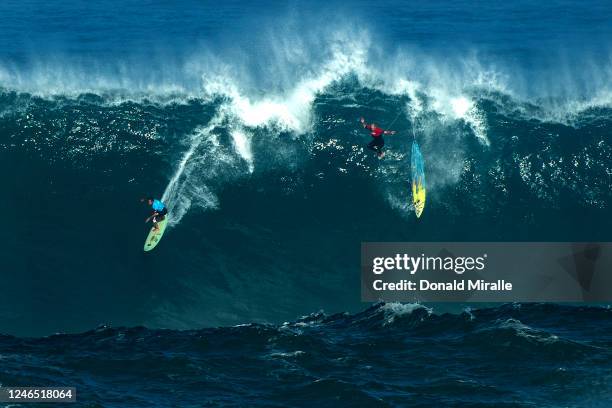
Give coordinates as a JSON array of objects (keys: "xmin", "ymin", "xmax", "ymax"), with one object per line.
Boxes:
[{"xmin": 2, "ymin": 303, "xmax": 612, "ymax": 407}]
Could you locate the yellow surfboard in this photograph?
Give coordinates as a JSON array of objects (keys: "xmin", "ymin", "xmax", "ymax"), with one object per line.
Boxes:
[{"xmin": 411, "ymin": 141, "xmax": 426, "ymax": 218}]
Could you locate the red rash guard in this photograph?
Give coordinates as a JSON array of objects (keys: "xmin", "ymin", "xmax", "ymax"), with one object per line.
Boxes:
[{"xmin": 366, "ymin": 124, "xmax": 384, "ymax": 137}]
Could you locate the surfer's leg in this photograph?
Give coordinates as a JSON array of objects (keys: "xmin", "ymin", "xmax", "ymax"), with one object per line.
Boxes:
[
  {"xmin": 375, "ymin": 137, "xmax": 385, "ymax": 157},
  {"xmin": 368, "ymin": 137, "xmax": 384, "ymax": 152}
]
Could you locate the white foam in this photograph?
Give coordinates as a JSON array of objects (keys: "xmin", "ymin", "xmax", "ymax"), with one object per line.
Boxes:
[
  {"xmin": 162, "ymin": 122, "xmax": 222, "ymax": 226},
  {"xmin": 381, "ymin": 302, "xmax": 432, "ymax": 326},
  {"xmin": 202, "ymin": 40, "xmax": 367, "ymax": 134},
  {"xmin": 0, "ymin": 24, "xmax": 611, "ymax": 127},
  {"xmin": 450, "ymin": 96, "xmax": 489, "ymax": 145},
  {"xmin": 230, "ymin": 129, "xmax": 254, "ymax": 173},
  {"xmin": 451, "ymin": 96, "xmax": 471, "ymax": 117},
  {"xmin": 496, "ymin": 318, "xmax": 560, "ymax": 344}
]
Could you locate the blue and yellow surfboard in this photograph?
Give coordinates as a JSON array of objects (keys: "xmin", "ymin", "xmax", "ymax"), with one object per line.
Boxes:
[{"xmin": 411, "ymin": 140, "xmax": 426, "ymax": 218}]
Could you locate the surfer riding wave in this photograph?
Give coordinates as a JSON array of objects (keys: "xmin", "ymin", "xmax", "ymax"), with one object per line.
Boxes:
[
  {"xmin": 360, "ymin": 117, "xmax": 396, "ymax": 158},
  {"xmin": 142, "ymin": 197, "xmax": 168, "ymax": 231}
]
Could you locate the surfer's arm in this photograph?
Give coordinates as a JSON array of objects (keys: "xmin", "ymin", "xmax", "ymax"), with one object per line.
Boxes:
[
  {"xmin": 383, "ymin": 130, "xmax": 396, "ymax": 135},
  {"xmin": 360, "ymin": 117, "xmax": 369, "ymax": 129}
]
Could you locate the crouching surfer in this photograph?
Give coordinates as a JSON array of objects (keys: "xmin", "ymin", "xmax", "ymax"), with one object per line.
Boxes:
[
  {"xmin": 360, "ymin": 117, "xmax": 396, "ymax": 159},
  {"xmin": 141, "ymin": 197, "xmax": 168, "ymax": 232}
]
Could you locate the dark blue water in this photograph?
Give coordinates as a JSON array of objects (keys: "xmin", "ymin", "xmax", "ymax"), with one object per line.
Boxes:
[
  {"xmin": 2, "ymin": 303, "xmax": 612, "ymax": 407},
  {"xmin": 1, "ymin": 1, "xmax": 612, "ymax": 406}
]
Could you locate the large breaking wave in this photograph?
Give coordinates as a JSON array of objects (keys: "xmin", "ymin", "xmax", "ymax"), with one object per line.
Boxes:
[{"xmin": 1, "ymin": 27, "xmax": 612, "ymax": 335}]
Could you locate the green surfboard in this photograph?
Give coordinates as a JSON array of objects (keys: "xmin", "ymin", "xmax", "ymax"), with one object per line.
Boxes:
[{"xmin": 144, "ymin": 217, "xmax": 169, "ymax": 252}]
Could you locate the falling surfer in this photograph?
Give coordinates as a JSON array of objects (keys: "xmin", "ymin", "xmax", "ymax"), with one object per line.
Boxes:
[
  {"xmin": 360, "ymin": 117, "xmax": 396, "ymax": 159},
  {"xmin": 141, "ymin": 197, "xmax": 168, "ymax": 232}
]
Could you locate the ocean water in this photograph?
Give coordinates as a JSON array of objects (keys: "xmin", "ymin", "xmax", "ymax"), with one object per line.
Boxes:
[
  {"xmin": 1, "ymin": 0, "xmax": 612, "ymax": 406},
  {"xmin": 2, "ymin": 303, "xmax": 612, "ymax": 407}
]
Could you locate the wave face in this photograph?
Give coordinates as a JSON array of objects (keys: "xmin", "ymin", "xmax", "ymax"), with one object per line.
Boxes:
[
  {"xmin": 2, "ymin": 77, "xmax": 612, "ymax": 336},
  {"xmin": 1, "ymin": 1, "xmax": 612, "ymax": 336},
  {"xmin": 1, "ymin": 303, "xmax": 611, "ymax": 406}
]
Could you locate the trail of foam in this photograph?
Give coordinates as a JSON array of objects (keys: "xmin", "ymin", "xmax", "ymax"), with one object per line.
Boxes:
[
  {"xmin": 162, "ymin": 122, "xmax": 222, "ymax": 227},
  {"xmin": 161, "ymin": 105, "xmax": 263, "ymax": 226}
]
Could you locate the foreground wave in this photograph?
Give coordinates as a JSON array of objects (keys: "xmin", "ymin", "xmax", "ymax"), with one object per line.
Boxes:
[{"xmin": 1, "ymin": 303, "xmax": 611, "ymax": 407}]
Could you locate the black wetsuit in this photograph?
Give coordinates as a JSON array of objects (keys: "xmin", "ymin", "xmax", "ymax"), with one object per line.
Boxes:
[{"xmin": 367, "ymin": 136, "xmax": 384, "ymax": 152}]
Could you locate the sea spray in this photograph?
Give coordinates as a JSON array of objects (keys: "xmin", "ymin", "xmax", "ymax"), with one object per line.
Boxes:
[{"xmin": 162, "ymin": 122, "xmax": 221, "ymax": 226}]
